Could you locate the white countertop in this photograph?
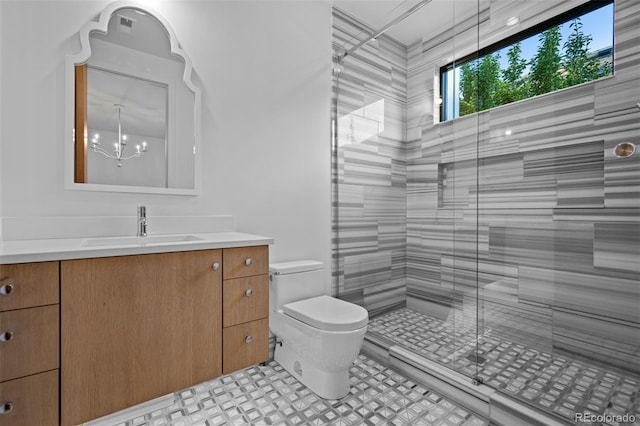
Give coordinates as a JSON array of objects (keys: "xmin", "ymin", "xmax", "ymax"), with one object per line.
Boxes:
[{"xmin": 0, "ymin": 232, "xmax": 274, "ymax": 264}]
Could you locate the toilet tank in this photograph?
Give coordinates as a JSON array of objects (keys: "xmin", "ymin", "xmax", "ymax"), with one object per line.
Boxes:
[{"xmin": 269, "ymin": 260, "xmax": 325, "ymax": 311}]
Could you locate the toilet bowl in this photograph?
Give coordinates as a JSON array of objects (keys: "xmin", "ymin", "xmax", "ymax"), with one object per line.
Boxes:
[{"xmin": 269, "ymin": 261, "xmax": 369, "ymax": 399}]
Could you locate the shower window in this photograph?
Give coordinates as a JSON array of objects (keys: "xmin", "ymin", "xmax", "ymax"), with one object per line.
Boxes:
[{"xmin": 440, "ymin": 1, "xmax": 613, "ymax": 122}]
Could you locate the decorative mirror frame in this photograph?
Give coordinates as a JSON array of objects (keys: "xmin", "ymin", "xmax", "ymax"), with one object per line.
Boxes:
[{"xmin": 64, "ymin": 0, "xmax": 202, "ymax": 195}]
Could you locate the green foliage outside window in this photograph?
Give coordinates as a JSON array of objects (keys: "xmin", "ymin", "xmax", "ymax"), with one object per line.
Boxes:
[{"xmin": 449, "ymin": 15, "xmax": 613, "ymax": 120}]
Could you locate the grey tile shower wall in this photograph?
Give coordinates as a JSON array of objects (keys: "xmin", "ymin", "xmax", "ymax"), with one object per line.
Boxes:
[
  {"xmin": 332, "ymin": 9, "xmax": 409, "ymax": 316},
  {"xmin": 406, "ymin": 0, "xmax": 640, "ymax": 372}
]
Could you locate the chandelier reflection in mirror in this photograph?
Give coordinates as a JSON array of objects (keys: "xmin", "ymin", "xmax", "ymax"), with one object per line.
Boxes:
[{"xmin": 90, "ymin": 104, "xmax": 148, "ymax": 167}]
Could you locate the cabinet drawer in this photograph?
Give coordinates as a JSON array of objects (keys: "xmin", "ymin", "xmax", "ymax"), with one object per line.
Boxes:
[
  {"xmin": 0, "ymin": 369, "xmax": 58, "ymax": 426},
  {"xmin": 0, "ymin": 305, "xmax": 59, "ymax": 382},
  {"xmin": 0, "ymin": 262, "xmax": 59, "ymax": 312},
  {"xmin": 223, "ymin": 318, "xmax": 269, "ymax": 374},
  {"xmin": 223, "ymin": 275, "xmax": 269, "ymax": 327},
  {"xmin": 223, "ymin": 246, "xmax": 268, "ymax": 279}
]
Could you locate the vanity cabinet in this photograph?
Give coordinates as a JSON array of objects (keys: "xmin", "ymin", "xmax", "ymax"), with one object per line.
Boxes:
[
  {"xmin": 0, "ymin": 241, "xmax": 270, "ymax": 426},
  {"xmin": 222, "ymin": 246, "xmax": 269, "ymax": 374},
  {"xmin": 0, "ymin": 262, "xmax": 59, "ymax": 426}
]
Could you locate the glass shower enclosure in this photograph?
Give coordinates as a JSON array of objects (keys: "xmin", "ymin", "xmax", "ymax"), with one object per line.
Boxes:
[{"xmin": 332, "ymin": 0, "xmax": 640, "ymax": 424}]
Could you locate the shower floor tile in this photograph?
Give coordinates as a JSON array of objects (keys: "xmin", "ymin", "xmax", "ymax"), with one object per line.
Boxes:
[
  {"xmin": 106, "ymin": 355, "xmax": 489, "ymax": 426},
  {"xmin": 369, "ymin": 308, "xmax": 640, "ymax": 425}
]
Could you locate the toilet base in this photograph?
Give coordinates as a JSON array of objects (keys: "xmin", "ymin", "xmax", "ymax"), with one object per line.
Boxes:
[{"xmin": 274, "ymin": 340, "xmax": 350, "ymax": 400}]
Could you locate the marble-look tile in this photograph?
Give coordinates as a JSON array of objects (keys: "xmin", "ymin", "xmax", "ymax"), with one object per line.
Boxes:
[
  {"xmin": 332, "ymin": 8, "xmax": 408, "ymax": 312},
  {"xmin": 113, "ymin": 355, "xmax": 489, "ymax": 426},
  {"xmin": 370, "ymin": 308, "xmax": 640, "ymax": 424}
]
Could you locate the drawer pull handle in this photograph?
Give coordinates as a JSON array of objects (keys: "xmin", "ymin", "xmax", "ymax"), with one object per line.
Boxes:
[
  {"xmin": 245, "ymin": 258, "xmax": 253, "ymax": 266},
  {"xmin": 0, "ymin": 331, "xmax": 13, "ymax": 342},
  {"xmin": 245, "ymin": 289, "xmax": 254, "ymax": 297},
  {"xmin": 0, "ymin": 402, "xmax": 13, "ymax": 415},
  {"xmin": 212, "ymin": 262, "xmax": 220, "ymax": 271},
  {"xmin": 245, "ymin": 335, "xmax": 253, "ymax": 343},
  {"xmin": 0, "ymin": 279, "xmax": 15, "ymax": 296}
]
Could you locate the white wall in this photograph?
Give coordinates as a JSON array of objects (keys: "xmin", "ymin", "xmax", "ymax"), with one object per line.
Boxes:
[{"xmin": 0, "ymin": 0, "xmax": 332, "ymax": 287}]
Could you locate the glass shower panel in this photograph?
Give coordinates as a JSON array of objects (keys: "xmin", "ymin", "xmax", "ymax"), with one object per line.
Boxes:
[
  {"xmin": 438, "ymin": 0, "xmax": 482, "ymax": 381},
  {"xmin": 332, "ymin": 1, "xmax": 482, "ymax": 380},
  {"xmin": 476, "ymin": 95, "xmax": 557, "ymax": 393},
  {"xmin": 334, "ymin": 0, "xmax": 639, "ymax": 423},
  {"xmin": 392, "ymin": 0, "xmax": 483, "ymax": 380},
  {"xmin": 476, "ymin": 0, "xmax": 640, "ymax": 423},
  {"xmin": 332, "ymin": 8, "xmax": 410, "ymax": 319},
  {"xmin": 434, "ymin": 116, "xmax": 481, "ymax": 379}
]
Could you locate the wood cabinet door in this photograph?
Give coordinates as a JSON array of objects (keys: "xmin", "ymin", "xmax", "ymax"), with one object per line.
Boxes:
[{"xmin": 61, "ymin": 250, "xmax": 222, "ymax": 426}]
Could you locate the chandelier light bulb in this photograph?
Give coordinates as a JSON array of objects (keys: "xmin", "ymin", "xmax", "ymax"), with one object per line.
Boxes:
[{"xmin": 136, "ymin": 141, "xmax": 149, "ymax": 154}]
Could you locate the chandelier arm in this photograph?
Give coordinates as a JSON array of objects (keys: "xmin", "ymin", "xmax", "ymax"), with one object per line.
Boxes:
[
  {"xmin": 92, "ymin": 147, "xmax": 117, "ymax": 158},
  {"xmin": 120, "ymin": 153, "xmax": 143, "ymax": 161}
]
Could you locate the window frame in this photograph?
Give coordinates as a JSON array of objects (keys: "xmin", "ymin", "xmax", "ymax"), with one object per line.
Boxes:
[{"xmin": 439, "ymin": 0, "xmax": 614, "ymax": 122}]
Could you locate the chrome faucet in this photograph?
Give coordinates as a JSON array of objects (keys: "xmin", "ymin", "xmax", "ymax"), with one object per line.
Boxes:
[{"xmin": 137, "ymin": 206, "xmax": 147, "ymax": 237}]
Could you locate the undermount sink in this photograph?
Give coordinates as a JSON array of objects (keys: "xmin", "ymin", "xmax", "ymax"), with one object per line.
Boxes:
[{"xmin": 81, "ymin": 234, "xmax": 203, "ymax": 247}]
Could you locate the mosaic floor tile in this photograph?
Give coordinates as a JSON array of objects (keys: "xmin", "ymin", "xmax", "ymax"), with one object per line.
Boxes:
[
  {"xmin": 369, "ymin": 308, "xmax": 640, "ymax": 425},
  {"xmin": 113, "ymin": 355, "xmax": 488, "ymax": 426}
]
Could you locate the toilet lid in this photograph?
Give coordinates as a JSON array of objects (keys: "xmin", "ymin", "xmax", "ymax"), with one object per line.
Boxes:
[{"xmin": 282, "ymin": 295, "xmax": 369, "ymax": 332}]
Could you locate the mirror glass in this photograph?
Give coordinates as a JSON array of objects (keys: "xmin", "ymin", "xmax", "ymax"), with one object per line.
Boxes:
[
  {"xmin": 67, "ymin": 3, "xmax": 200, "ymax": 194},
  {"xmin": 87, "ymin": 67, "xmax": 169, "ymax": 187}
]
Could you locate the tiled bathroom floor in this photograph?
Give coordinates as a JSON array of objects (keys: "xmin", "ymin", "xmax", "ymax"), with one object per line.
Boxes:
[
  {"xmin": 111, "ymin": 355, "xmax": 488, "ymax": 426},
  {"xmin": 369, "ymin": 308, "xmax": 640, "ymax": 425}
]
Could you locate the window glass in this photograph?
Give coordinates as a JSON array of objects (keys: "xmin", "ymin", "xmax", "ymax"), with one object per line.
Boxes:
[{"xmin": 441, "ymin": 2, "xmax": 613, "ymax": 122}]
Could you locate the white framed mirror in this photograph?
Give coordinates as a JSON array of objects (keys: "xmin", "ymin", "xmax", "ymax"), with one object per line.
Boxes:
[{"xmin": 65, "ymin": 1, "xmax": 201, "ymax": 195}]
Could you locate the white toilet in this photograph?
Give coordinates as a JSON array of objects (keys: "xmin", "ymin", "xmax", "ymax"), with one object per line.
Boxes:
[{"xmin": 269, "ymin": 260, "xmax": 369, "ymax": 399}]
